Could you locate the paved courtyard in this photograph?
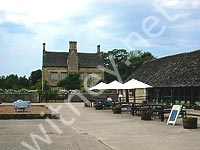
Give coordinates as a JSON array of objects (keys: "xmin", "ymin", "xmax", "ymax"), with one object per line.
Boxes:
[{"xmin": 0, "ymin": 103, "xmax": 200, "ymax": 150}]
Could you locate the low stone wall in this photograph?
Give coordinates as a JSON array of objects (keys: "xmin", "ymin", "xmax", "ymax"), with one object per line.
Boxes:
[
  {"xmin": 0, "ymin": 93, "xmax": 39, "ymax": 103},
  {"xmin": 69, "ymin": 93, "xmax": 118, "ymax": 102}
]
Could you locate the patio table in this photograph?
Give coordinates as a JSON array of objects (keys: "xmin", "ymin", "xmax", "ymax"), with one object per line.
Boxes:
[{"xmin": 131, "ymin": 103, "xmax": 186, "ymax": 122}]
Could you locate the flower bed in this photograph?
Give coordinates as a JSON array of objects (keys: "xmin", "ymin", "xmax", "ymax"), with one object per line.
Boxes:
[
  {"xmin": 0, "ymin": 105, "xmax": 60, "ymax": 119},
  {"xmin": 183, "ymin": 117, "xmax": 198, "ymax": 129},
  {"xmin": 141, "ymin": 110, "xmax": 152, "ymax": 120}
]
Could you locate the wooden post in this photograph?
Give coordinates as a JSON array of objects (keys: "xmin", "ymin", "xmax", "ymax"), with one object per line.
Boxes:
[
  {"xmin": 178, "ymin": 87, "xmax": 180, "ymax": 103},
  {"xmin": 171, "ymin": 88, "xmax": 173, "ymax": 105},
  {"xmin": 199, "ymin": 87, "xmax": 200, "ymax": 103},
  {"xmin": 156, "ymin": 88, "xmax": 159, "ymax": 104},
  {"xmin": 191, "ymin": 88, "xmax": 194, "ymax": 106},
  {"xmin": 160, "ymin": 105, "xmax": 164, "ymax": 122},
  {"xmin": 146, "ymin": 88, "xmax": 149, "ymax": 103},
  {"xmin": 125, "ymin": 89, "xmax": 129, "ymax": 103},
  {"xmin": 133, "ymin": 89, "xmax": 136, "ymax": 103},
  {"xmin": 184, "ymin": 87, "xmax": 186, "ymax": 104}
]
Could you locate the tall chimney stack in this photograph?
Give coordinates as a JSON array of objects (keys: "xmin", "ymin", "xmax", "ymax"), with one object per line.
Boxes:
[
  {"xmin": 43, "ymin": 43, "xmax": 46, "ymax": 52},
  {"xmin": 69, "ymin": 41, "xmax": 77, "ymax": 53},
  {"xmin": 68, "ymin": 41, "xmax": 78, "ymax": 72},
  {"xmin": 97, "ymin": 45, "xmax": 100, "ymax": 54}
]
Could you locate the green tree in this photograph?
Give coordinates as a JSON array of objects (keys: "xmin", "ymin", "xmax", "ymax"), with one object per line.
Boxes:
[
  {"xmin": 0, "ymin": 75, "xmax": 30, "ymax": 90},
  {"xmin": 19, "ymin": 76, "xmax": 30, "ymax": 89},
  {"xmin": 102, "ymin": 49, "xmax": 156, "ymax": 83},
  {"xmin": 34, "ymin": 79, "xmax": 42, "ymax": 90},
  {"xmin": 102, "ymin": 49, "xmax": 129, "ymax": 83},
  {"xmin": 29, "ymin": 69, "xmax": 42, "ymax": 86},
  {"xmin": 5, "ymin": 74, "xmax": 19, "ymax": 89},
  {"xmin": 0, "ymin": 76, "xmax": 6, "ymax": 89},
  {"xmin": 57, "ymin": 72, "xmax": 81, "ymax": 90},
  {"xmin": 129, "ymin": 50, "xmax": 155, "ymax": 69}
]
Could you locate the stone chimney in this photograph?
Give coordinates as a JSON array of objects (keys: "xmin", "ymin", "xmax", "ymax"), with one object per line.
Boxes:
[
  {"xmin": 67, "ymin": 41, "xmax": 78, "ymax": 72},
  {"xmin": 97, "ymin": 45, "xmax": 100, "ymax": 54},
  {"xmin": 43, "ymin": 43, "xmax": 46, "ymax": 52},
  {"xmin": 69, "ymin": 41, "xmax": 77, "ymax": 53}
]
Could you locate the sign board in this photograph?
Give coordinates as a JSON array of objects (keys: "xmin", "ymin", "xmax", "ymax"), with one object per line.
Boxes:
[{"xmin": 167, "ymin": 105, "xmax": 182, "ymax": 126}]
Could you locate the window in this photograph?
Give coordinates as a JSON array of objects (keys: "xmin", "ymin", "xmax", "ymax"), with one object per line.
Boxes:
[
  {"xmin": 61, "ymin": 72, "xmax": 68, "ymax": 80},
  {"xmin": 50, "ymin": 87, "xmax": 58, "ymax": 91},
  {"xmin": 87, "ymin": 73, "xmax": 93, "ymax": 79},
  {"xmin": 80, "ymin": 74, "xmax": 84, "ymax": 80},
  {"xmin": 50, "ymin": 72, "xmax": 58, "ymax": 81}
]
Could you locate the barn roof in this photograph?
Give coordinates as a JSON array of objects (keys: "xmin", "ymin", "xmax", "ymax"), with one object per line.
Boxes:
[{"xmin": 127, "ymin": 50, "xmax": 200, "ymax": 87}]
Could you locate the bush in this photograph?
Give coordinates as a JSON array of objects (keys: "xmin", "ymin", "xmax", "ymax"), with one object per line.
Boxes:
[{"xmin": 113, "ymin": 104, "xmax": 121, "ymax": 114}]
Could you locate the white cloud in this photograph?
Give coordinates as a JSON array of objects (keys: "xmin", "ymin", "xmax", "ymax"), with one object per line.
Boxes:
[
  {"xmin": 192, "ymin": 1, "xmax": 200, "ymax": 7},
  {"xmin": 154, "ymin": 0, "xmax": 200, "ymax": 9},
  {"xmin": 87, "ymin": 16, "xmax": 110, "ymax": 28},
  {"xmin": 168, "ymin": 17, "xmax": 200, "ymax": 33},
  {"xmin": 0, "ymin": 0, "xmax": 92, "ymax": 26}
]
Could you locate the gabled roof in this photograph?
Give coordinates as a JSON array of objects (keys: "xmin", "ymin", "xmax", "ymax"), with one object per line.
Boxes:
[
  {"xmin": 43, "ymin": 52, "xmax": 68, "ymax": 67},
  {"xmin": 127, "ymin": 50, "xmax": 200, "ymax": 87},
  {"xmin": 78, "ymin": 53, "xmax": 103, "ymax": 68},
  {"xmin": 43, "ymin": 51, "xmax": 103, "ymax": 68}
]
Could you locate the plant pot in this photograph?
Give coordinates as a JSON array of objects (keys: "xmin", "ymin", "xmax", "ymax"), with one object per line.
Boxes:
[
  {"xmin": 141, "ymin": 112, "xmax": 152, "ymax": 120},
  {"xmin": 113, "ymin": 107, "xmax": 121, "ymax": 114},
  {"xmin": 184, "ymin": 105, "xmax": 192, "ymax": 109},
  {"xmin": 194, "ymin": 106, "xmax": 200, "ymax": 110},
  {"xmin": 95, "ymin": 103, "xmax": 103, "ymax": 110},
  {"xmin": 183, "ymin": 118, "xmax": 198, "ymax": 129},
  {"xmin": 84, "ymin": 102, "xmax": 90, "ymax": 107}
]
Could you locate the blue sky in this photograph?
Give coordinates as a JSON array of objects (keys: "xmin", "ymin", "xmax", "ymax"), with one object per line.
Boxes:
[{"xmin": 0, "ymin": 0, "xmax": 200, "ymax": 77}]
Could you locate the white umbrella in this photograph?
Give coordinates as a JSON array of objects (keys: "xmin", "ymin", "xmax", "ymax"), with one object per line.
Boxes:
[
  {"xmin": 123, "ymin": 78, "xmax": 152, "ymax": 89},
  {"xmin": 89, "ymin": 80, "xmax": 125, "ymax": 90},
  {"xmin": 106, "ymin": 80, "xmax": 124, "ymax": 89},
  {"xmin": 89, "ymin": 82, "xmax": 108, "ymax": 90},
  {"xmin": 122, "ymin": 78, "xmax": 152, "ymax": 103}
]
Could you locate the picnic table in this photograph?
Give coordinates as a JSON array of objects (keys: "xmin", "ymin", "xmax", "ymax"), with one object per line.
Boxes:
[
  {"xmin": 91, "ymin": 99, "xmax": 132, "ymax": 110},
  {"xmin": 131, "ymin": 103, "xmax": 186, "ymax": 122}
]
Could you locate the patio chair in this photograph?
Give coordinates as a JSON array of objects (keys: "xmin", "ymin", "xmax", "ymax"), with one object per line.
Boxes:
[{"xmin": 103, "ymin": 101, "xmax": 113, "ymax": 109}]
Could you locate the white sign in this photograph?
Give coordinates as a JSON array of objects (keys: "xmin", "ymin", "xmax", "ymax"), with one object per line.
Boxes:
[{"xmin": 167, "ymin": 105, "xmax": 182, "ymax": 126}]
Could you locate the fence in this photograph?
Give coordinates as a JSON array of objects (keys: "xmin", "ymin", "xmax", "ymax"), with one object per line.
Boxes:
[{"xmin": 39, "ymin": 93, "xmax": 68, "ymax": 103}]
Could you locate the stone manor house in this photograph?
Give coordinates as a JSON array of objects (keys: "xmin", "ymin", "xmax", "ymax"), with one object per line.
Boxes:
[{"xmin": 42, "ymin": 41, "xmax": 104, "ymax": 90}]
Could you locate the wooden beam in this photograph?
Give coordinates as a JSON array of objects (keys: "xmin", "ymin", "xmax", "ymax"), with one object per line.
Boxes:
[{"xmin": 125, "ymin": 89, "xmax": 129, "ymax": 103}]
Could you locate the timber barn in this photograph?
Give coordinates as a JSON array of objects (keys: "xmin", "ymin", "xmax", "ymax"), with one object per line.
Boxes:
[{"xmin": 128, "ymin": 50, "xmax": 200, "ymax": 105}]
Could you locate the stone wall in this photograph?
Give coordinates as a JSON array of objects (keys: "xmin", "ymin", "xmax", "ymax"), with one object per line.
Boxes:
[
  {"xmin": 69, "ymin": 93, "xmax": 117, "ymax": 102},
  {"xmin": 0, "ymin": 93, "xmax": 39, "ymax": 103},
  {"xmin": 43, "ymin": 67, "xmax": 68, "ymax": 87},
  {"xmin": 43, "ymin": 67, "xmax": 104, "ymax": 89}
]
